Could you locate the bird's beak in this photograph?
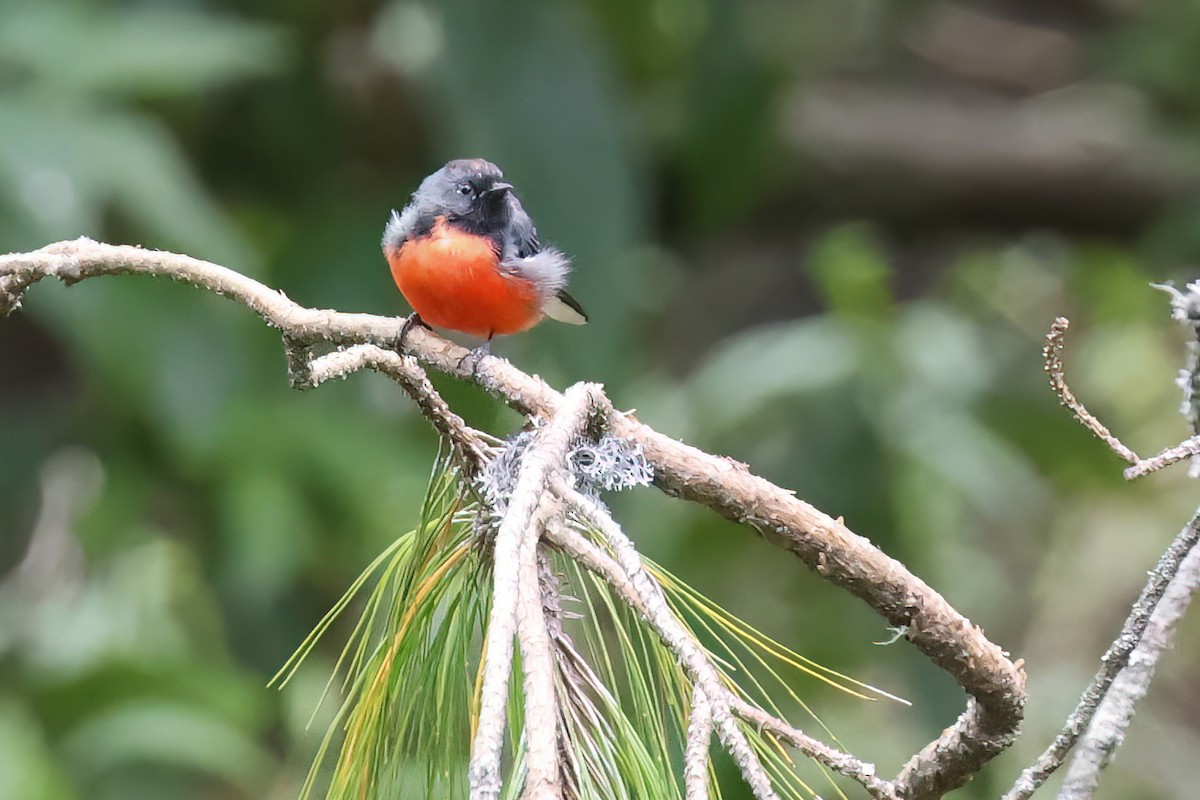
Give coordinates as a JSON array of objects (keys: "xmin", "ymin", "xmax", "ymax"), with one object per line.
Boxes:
[{"xmin": 481, "ymin": 182, "xmax": 512, "ymax": 214}]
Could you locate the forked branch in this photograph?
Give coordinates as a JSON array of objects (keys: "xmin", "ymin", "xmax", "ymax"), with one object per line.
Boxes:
[{"xmin": 1043, "ymin": 316, "xmax": 1200, "ymax": 480}]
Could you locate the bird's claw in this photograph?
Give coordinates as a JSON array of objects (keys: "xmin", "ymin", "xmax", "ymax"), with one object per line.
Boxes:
[
  {"xmin": 395, "ymin": 312, "xmax": 429, "ymax": 352},
  {"xmin": 457, "ymin": 341, "xmax": 492, "ymax": 375}
]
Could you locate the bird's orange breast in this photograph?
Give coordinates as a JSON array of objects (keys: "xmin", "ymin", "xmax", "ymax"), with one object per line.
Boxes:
[{"xmin": 387, "ymin": 217, "xmax": 542, "ymax": 338}]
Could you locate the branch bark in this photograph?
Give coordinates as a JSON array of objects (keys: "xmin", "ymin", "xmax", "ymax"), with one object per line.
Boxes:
[
  {"xmin": 515, "ymin": 497, "xmax": 566, "ymax": 800},
  {"xmin": 684, "ymin": 686, "xmax": 713, "ymax": 800}
]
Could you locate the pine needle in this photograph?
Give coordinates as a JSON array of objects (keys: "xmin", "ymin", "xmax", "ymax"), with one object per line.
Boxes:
[{"xmin": 277, "ymin": 444, "xmax": 906, "ymax": 799}]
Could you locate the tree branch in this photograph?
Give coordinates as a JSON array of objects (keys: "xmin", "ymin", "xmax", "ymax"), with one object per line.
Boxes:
[
  {"xmin": 554, "ymin": 477, "xmax": 779, "ymax": 800},
  {"xmin": 1002, "ymin": 508, "xmax": 1200, "ymax": 800},
  {"xmin": 469, "ymin": 384, "xmax": 596, "ymax": 800},
  {"xmin": 1043, "ymin": 316, "xmax": 1200, "ymax": 480},
  {"xmin": 731, "ymin": 699, "xmax": 894, "ymax": 799},
  {"xmin": 304, "ymin": 343, "xmax": 492, "ymax": 475},
  {"xmin": 1042, "ymin": 318, "xmax": 1139, "ymax": 465},
  {"xmin": 1156, "ymin": 281, "xmax": 1200, "ymax": 476},
  {"xmin": 1057, "ymin": 512, "xmax": 1200, "ymax": 799},
  {"xmin": 515, "ymin": 497, "xmax": 566, "ymax": 800},
  {"xmin": 1004, "ymin": 304, "xmax": 1200, "ymax": 799},
  {"xmin": 684, "ymin": 686, "xmax": 713, "ymax": 800},
  {"xmin": 1, "ymin": 238, "xmax": 1026, "ymax": 798},
  {"xmin": 544, "ymin": 489, "xmax": 896, "ymax": 799}
]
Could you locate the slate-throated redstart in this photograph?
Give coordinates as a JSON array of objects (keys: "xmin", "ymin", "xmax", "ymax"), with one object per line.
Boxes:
[{"xmin": 382, "ymin": 159, "xmax": 587, "ymax": 355}]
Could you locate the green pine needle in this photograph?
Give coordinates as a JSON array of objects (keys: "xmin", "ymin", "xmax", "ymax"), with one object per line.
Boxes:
[{"xmin": 276, "ymin": 447, "xmax": 907, "ymax": 799}]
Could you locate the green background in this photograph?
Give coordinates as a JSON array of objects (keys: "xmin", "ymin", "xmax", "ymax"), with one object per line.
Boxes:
[{"xmin": 3, "ymin": 0, "xmax": 1200, "ymax": 797}]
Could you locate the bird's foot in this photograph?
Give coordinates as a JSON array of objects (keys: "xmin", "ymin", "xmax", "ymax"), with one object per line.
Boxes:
[
  {"xmin": 457, "ymin": 340, "xmax": 492, "ymax": 375},
  {"xmin": 395, "ymin": 312, "xmax": 430, "ymax": 352}
]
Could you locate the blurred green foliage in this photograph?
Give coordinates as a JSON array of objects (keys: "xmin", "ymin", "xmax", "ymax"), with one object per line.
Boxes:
[{"xmin": 4, "ymin": 1, "xmax": 1200, "ymax": 798}]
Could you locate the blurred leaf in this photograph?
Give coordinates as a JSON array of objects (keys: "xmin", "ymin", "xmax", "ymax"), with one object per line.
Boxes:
[
  {"xmin": 677, "ymin": 1, "xmax": 778, "ymax": 231},
  {"xmin": 1070, "ymin": 243, "xmax": 1161, "ymax": 323},
  {"xmin": 60, "ymin": 701, "xmax": 273, "ymax": 791},
  {"xmin": 18, "ymin": 539, "xmax": 221, "ymax": 675},
  {"xmin": 892, "ymin": 304, "xmax": 992, "ymax": 400},
  {"xmin": 808, "ymin": 223, "xmax": 894, "ymax": 319},
  {"xmin": 0, "ymin": 0, "xmax": 281, "ymax": 264},
  {"xmin": 216, "ymin": 467, "xmax": 316, "ymax": 614},
  {"xmin": 0, "ymin": 1, "xmax": 285, "ymax": 97},
  {"xmin": 0, "ymin": 101, "xmax": 257, "ymax": 267},
  {"xmin": 83, "ymin": 112, "xmax": 260, "ymax": 269},
  {"xmin": 1102, "ymin": 1, "xmax": 1200, "ymax": 125},
  {"xmin": 688, "ymin": 317, "xmax": 859, "ymax": 431},
  {"xmin": 0, "ymin": 700, "xmax": 73, "ymax": 800}
]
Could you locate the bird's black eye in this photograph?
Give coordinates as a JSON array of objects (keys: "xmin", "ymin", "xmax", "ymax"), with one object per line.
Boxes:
[{"xmin": 457, "ymin": 183, "xmax": 473, "ymax": 196}]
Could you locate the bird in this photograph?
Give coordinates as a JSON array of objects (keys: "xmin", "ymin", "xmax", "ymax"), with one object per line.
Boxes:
[{"xmin": 381, "ymin": 158, "xmax": 587, "ymax": 361}]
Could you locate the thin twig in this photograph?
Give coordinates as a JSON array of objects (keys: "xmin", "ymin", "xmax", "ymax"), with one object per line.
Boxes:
[
  {"xmin": 542, "ymin": 520, "xmax": 647, "ymax": 620},
  {"xmin": 545, "ymin": 488, "xmax": 898, "ymax": 799},
  {"xmin": 1002, "ymin": 508, "xmax": 1200, "ymax": 800},
  {"xmin": 731, "ymin": 699, "xmax": 895, "ymax": 800},
  {"xmin": 1121, "ymin": 436, "xmax": 1200, "ymax": 480},
  {"xmin": 1051, "ymin": 283, "xmax": 1200, "ymax": 799},
  {"xmin": 1043, "ymin": 316, "xmax": 1200, "ymax": 480},
  {"xmin": 1005, "ymin": 308, "xmax": 1200, "ymax": 798},
  {"xmin": 1153, "ymin": 281, "xmax": 1200, "ymax": 476},
  {"xmin": 1043, "ymin": 318, "xmax": 1139, "ymax": 464},
  {"xmin": 305, "ymin": 344, "xmax": 492, "ymax": 475}
]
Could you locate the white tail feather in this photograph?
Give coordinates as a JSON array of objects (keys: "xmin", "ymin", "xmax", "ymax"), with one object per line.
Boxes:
[{"xmin": 542, "ymin": 295, "xmax": 588, "ymax": 325}]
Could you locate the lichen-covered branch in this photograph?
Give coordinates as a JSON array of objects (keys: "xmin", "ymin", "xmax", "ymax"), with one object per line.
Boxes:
[
  {"xmin": 1042, "ymin": 317, "xmax": 1139, "ymax": 465},
  {"xmin": 545, "ymin": 489, "xmax": 896, "ymax": 799},
  {"xmin": 1155, "ymin": 281, "xmax": 1200, "ymax": 476},
  {"xmin": 731, "ymin": 699, "xmax": 894, "ymax": 799},
  {"xmin": 515, "ymin": 498, "xmax": 566, "ymax": 800}
]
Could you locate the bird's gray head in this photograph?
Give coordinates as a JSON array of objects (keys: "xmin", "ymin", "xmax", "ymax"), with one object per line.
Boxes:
[{"xmin": 411, "ymin": 158, "xmax": 513, "ymax": 229}]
